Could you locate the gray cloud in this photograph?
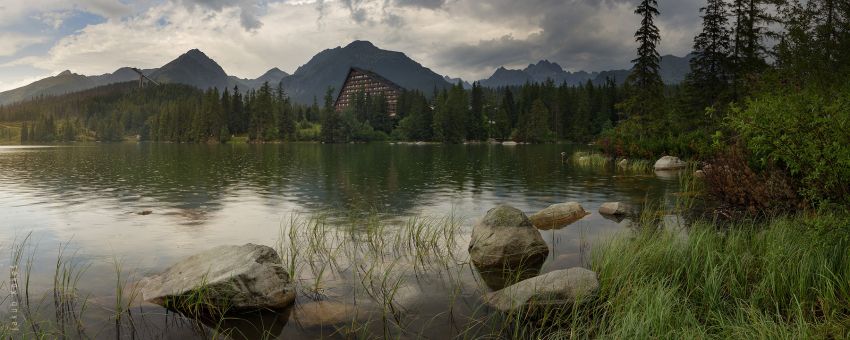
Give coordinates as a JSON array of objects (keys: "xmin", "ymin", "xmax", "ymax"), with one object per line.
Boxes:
[
  {"xmin": 431, "ymin": 0, "xmax": 701, "ymax": 76},
  {"xmin": 394, "ymin": 0, "xmax": 446, "ymax": 9},
  {"xmin": 179, "ymin": 0, "xmax": 268, "ymax": 30}
]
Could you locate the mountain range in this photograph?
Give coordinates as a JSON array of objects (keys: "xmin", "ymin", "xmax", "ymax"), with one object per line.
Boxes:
[
  {"xmin": 479, "ymin": 54, "xmax": 694, "ymax": 88},
  {"xmin": 0, "ymin": 41, "xmax": 693, "ymax": 106}
]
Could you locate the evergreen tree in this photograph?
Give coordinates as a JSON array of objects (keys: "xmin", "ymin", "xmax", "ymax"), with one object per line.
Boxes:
[
  {"xmin": 625, "ymin": 0, "xmax": 664, "ymax": 121},
  {"xmin": 493, "ymin": 108, "xmax": 510, "ymax": 141},
  {"xmin": 277, "ymin": 84, "xmax": 296, "ymax": 140},
  {"xmin": 20, "ymin": 122, "xmax": 28, "ymax": 143},
  {"xmin": 468, "ymin": 82, "xmax": 486, "ymax": 140},
  {"xmin": 524, "ymin": 99, "xmax": 554, "ymax": 143},
  {"xmin": 501, "ymin": 88, "xmax": 517, "ymax": 131},
  {"xmin": 320, "ymin": 87, "xmax": 339, "ymax": 143},
  {"xmin": 687, "ymin": 0, "xmax": 733, "ymax": 111},
  {"xmin": 731, "ymin": 0, "xmax": 770, "ymax": 90},
  {"xmin": 433, "ymin": 83, "xmax": 468, "ymax": 143}
]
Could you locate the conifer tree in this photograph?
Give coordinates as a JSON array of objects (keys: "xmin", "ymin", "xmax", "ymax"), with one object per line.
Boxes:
[
  {"xmin": 320, "ymin": 87, "xmax": 339, "ymax": 143},
  {"xmin": 20, "ymin": 122, "xmax": 28, "ymax": 143},
  {"xmin": 731, "ymin": 0, "xmax": 770, "ymax": 86},
  {"xmin": 277, "ymin": 84, "xmax": 296, "ymax": 140},
  {"xmin": 687, "ymin": 0, "xmax": 732, "ymax": 110},
  {"xmin": 625, "ymin": 0, "xmax": 664, "ymax": 121},
  {"xmin": 468, "ymin": 82, "xmax": 486, "ymax": 140}
]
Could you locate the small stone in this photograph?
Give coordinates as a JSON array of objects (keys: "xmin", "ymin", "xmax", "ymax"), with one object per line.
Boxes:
[
  {"xmin": 294, "ymin": 301, "xmax": 365, "ymax": 328},
  {"xmin": 599, "ymin": 202, "xmax": 633, "ymax": 216},
  {"xmin": 529, "ymin": 202, "xmax": 589, "ymax": 230}
]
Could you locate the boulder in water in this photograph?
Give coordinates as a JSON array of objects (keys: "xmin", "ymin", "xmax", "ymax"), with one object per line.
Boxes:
[
  {"xmin": 469, "ymin": 205, "xmax": 549, "ymax": 271},
  {"xmin": 654, "ymin": 156, "xmax": 687, "ymax": 170},
  {"xmin": 529, "ymin": 202, "xmax": 589, "ymax": 229},
  {"xmin": 484, "ymin": 267, "xmax": 599, "ymax": 312},
  {"xmin": 140, "ymin": 244, "xmax": 296, "ymax": 312}
]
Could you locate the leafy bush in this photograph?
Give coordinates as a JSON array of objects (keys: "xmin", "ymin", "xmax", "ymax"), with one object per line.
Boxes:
[
  {"xmin": 597, "ymin": 119, "xmax": 715, "ymax": 159},
  {"xmin": 727, "ymin": 86, "xmax": 850, "ymax": 206},
  {"xmin": 704, "ymin": 145, "xmax": 802, "ymax": 215}
]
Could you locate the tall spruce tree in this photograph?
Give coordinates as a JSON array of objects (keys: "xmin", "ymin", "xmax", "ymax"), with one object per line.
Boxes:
[
  {"xmin": 20, "ymin": 122, "xmax": 28, "ymax": 143},
  {"xmin": 687, "ymin": 0, "xmax": 732, "ymax": 110},
  {"xmin": 625, "ymin": 0, "xmax": 664, "ymax": 121},
  {"xmin": 320, "ymin": 87, "xmax": 339, "ymax": 143},
  {"xmin": 731, "ymin": 0, "xmax": 770, "ymax": 91},
  {"xmin": 468, "ymin": 82, "xmax": 486, "ymax": 140}
]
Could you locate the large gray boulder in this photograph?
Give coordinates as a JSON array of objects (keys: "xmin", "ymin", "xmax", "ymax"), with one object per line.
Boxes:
[
  {"xmin": 140, "ymin": 244, "xmax": 296, "ymax": 311},
  {"xmin": 469, "ymin": 205, "xmax": 549, "ymax": 270},
  {"xmin": 654, "ymin": 156, "xmax": 687, "ymax": 170},
  {"xmin": 529, "ymin": 202, "xmax": 589, "ymax": 229},
  {"xmin": 599, "ymin": 202, "xmax": 634, "ymax": 216},
  {"xmin": 483, "ymin": 267, "xmax": 599, "ymax": 312}
]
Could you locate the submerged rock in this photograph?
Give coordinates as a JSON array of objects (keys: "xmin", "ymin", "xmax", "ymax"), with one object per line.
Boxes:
[
  {"xmin": 294, "ymin": 301, "xmax": 366, "ymax": 328},
  {"xmin": 483, "ymin": 267, "xmax": 599, "ymax": 312},
  {"xmin": 469, "ymin": 205, "xmax": 549, "ymax": 271},
  {"xmin": 654, "ymin": 156, "xmax": 687, "ymax": 170},
  {"xmin": 599, "ymin": 202, "xmax": 633, "ymax": 216},
  {"xmin": 529, "ymin": 202, "xmax": 589, "ymax": 229},
  {"xmin": 140, "ymin": 244, "xmax": 296, "ymax": 311}
]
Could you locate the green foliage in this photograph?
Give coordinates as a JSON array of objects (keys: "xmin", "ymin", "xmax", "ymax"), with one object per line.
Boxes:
[
  {"xmin": 587, "ymin": 214, "xmax": 850, "ymax": 338},
  {"xmin": 727, "ymin": 86, "xmax": 850, "ymax": 205},
  {"xmin": 517, "ymin": 99, "xmax": 554, "ymax": 143},
  {"xmin": 432, "ymin": 83, "xmax": 467, "ymax": 143},
  {"xmin": 598, "ymin": 118, "xmax": 715, "ymax": 159}
]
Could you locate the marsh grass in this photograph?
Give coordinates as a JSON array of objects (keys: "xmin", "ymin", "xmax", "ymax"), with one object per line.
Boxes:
[
  {"xmin": 570, "ymin": 151, "xmax": 611, "ymax": 169},
  {"xmin": 570, "ymin": 151, "xmax": 653, "ymax": 175},
  {"xmin": 618, "ymin": 158, "xmax": 652, "ymax": 173},
  {"xmin": 4, "ymin": 207, "xmax": 849, "ymax": 339},
  {"xmin": 581, "ymin": 213, "xmax": 850, "ymax": 338}
]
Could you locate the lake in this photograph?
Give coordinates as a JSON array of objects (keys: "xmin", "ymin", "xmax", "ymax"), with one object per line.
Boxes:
[{"xmin": 0, "ymin": 143, "xmax": 687, "ymax": 338}]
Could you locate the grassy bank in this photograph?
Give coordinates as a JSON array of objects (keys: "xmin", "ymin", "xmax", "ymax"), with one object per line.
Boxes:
[{"xmin": 564, "ymin": 213, "xmax": 850, "ymax": 338}]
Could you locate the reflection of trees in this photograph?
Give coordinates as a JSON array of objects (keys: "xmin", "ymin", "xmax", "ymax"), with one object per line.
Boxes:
[{"xmin": 0, "ymin": 144, "xmax": 684, "ymax": 220}]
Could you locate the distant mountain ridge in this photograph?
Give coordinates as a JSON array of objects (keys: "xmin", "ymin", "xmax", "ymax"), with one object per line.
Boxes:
[
  {"xmin": 478, "ymin": 54, "xmax": 695, "ymax": 88},
  {"xmin": 0, "ymin": 42, "xmax": 695, "ymax": 106},
  {"xmin": 0, "ymin": 52, "xmax": 286, "ymax": 106}
]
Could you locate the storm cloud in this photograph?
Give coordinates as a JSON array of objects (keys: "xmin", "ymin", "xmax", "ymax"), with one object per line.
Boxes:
[{"xmin": 0, "ymin": 0, "xmax": 705, "ymax": 91}]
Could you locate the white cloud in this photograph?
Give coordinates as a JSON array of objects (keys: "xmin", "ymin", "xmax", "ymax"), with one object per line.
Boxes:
[
  {"xmin": 0, "ymin": 0, "xmax": 702, "ymax": 87},
  {"xmin": 0, "ymin": 33, "xmax": 48, "ymax": 57}
]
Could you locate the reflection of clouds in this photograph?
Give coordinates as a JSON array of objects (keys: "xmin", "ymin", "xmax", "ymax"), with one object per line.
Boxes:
[{"xmin": 0, "ymin": 143, "xmax": 688, "ymax": 332}]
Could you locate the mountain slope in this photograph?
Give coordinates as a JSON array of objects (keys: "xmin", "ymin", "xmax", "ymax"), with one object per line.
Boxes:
[
  {"xmin": 149, "ymin": 49, "xmax": 233, "ymax": 90},
  {"xmin": 0, "ymin": 69, "xmax": 144, "ymax": 105},
  {"xmin": 233, "ymin": 67, "xmax": 290, "ymax": 90},
  {"xmin": 281, "ymin": 40, "xmax": 451, "ymax": 104}
]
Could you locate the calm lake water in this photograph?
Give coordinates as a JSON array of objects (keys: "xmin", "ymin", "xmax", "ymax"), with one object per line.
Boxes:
[{"xmin": 0, "ymin": 143, "xmax": 687, "ymax": 339}]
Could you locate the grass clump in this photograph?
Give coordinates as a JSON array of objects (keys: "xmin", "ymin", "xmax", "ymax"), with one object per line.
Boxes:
[
  {"xmin": 577, "ymin": 213, "xmax": 850, "ymax": 338},
  {"xmin": 571, "ymin": 151, "xmax": 611, "ymax": 169}
]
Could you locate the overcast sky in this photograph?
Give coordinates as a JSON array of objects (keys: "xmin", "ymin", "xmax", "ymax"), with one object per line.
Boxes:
[{"xmin": 0, "ymin": 0, "xmax": 703, "ymax": 92}]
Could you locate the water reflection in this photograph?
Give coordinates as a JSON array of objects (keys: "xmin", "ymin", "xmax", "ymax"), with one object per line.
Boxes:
[{"xmin": 0, "ymin": 143, "xmax": 688, "ymax": 338}]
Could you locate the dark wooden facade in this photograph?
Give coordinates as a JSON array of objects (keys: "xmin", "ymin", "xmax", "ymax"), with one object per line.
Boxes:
[{"xmin": 334, "ymin": 68, "xmax": 403, "ymax": 116}]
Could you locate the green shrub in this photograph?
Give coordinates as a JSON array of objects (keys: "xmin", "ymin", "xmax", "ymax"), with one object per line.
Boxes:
[
  {"xmin": 727, "ymin": 86, "xmax": 850, "ymax": 205},
  {"xmin": 598, "ymin": 119, "xmax": 715, "ymax": 160}
]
